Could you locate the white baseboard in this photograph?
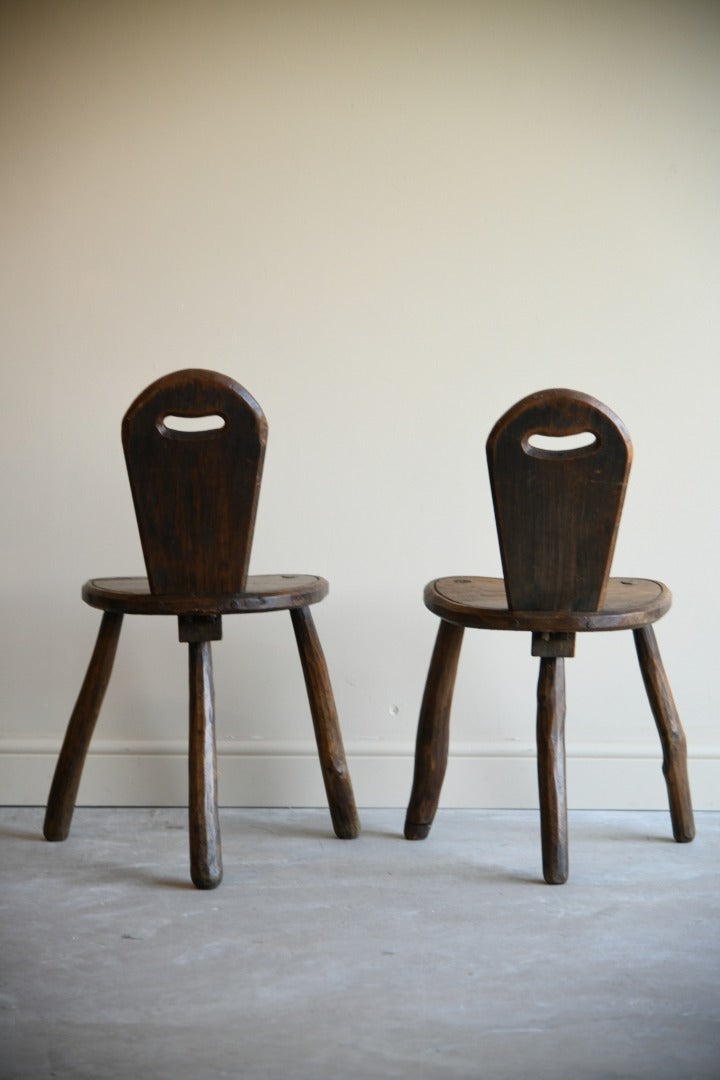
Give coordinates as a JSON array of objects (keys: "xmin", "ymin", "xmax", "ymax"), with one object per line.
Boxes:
[{"xmin": 2, "ymin": 738, "xmax": 719, "ymax": 810}]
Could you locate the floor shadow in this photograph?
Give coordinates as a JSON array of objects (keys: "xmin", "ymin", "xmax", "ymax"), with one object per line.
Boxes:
[
  {"xmin": 348, "ymin": 827, "xmax": 404, "ymax": 841},
  {"xmin": 0, "ymin": 828, "xmax": 45, "ymax": 842},
  {"xmin": 145, "ymin": 876, "xmax": 197, "ymax": 891}
]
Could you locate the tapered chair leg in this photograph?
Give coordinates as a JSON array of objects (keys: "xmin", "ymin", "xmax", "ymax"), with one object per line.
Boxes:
[
  {"xmin": 290, "ymin": 606, "xmax": 360, "ymax": 840},
  {"xmin": 188, "ymin": 640, "xmax": 222, "ymax": 889},
  {"xmin": 536, "ymin": 656, "xmax": 568, "ymax": 884},
  {"xmin": 633, "ymin": 625, "xmax": 695, "ymax": 843},
  {"xmin": 405, "ymin": 620, "xmax": 465, "ymax": 840},
  {"xmin": 44, "ymin": 611, "xmax": 124, "ymax": 841}
]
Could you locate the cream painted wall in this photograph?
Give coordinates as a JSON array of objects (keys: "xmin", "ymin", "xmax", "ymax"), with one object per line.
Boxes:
[{"xmin": 2, "ymin": 1, "xmax": 718, "ymax": 810}]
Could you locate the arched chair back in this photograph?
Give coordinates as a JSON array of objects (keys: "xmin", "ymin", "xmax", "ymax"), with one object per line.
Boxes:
[
  {"xmin": 404, "ymin": 387, "xmax": 693, "ymax": 884},
  {"xmin": 486, "ymin": 388, "xmax": 632, "ymax": 612},
  {"xmin": 44, "ymin": 368, "xmax": 358, "ymax": 889},
  {"xmin": 122, "ymin": 368, "xmax": 267, "ymax": 596}
]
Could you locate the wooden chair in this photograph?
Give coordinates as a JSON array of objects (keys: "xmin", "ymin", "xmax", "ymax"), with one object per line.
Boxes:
[
  {"xmin": 44, "ymin": 369, "xmax": 360, "ymax": 888},
  {"xmin": 404, "ymin": 388, "xmax": 694, "ymax": 883}
]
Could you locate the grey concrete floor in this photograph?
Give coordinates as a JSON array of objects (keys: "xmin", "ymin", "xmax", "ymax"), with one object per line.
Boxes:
[{"xmin": 1, "ymin": 807, "xmax": 718, "ymax": 1080}]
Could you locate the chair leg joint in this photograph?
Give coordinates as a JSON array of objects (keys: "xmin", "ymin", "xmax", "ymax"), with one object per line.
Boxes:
[{"xmin": 178, "ymin": 614, "xmax": 223, "ymax": 643}]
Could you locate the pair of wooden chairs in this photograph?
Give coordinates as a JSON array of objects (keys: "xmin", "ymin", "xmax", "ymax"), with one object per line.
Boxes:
[{"xmin": 44, "ymin": 372, "xmax": 693, "ymax": 888}]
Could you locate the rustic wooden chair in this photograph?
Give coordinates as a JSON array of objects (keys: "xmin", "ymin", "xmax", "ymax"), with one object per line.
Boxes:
[
  {"xmin": 44, "ymin": 369, "xmax": 360, "ymax": 888},
  {"xmin": 404, "ymin": 388, "xmax": 694, "ymax": 883}
]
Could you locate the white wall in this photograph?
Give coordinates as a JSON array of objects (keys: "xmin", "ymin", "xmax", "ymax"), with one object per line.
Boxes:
[{"xmin": 2, "ymin": 0, "xmax": 718, "ymax": 810}]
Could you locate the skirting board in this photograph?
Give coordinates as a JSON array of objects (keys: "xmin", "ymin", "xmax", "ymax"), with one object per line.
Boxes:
[{"xmin": 2, "ymin": 739, "xmax": 719, "ymax": 810}]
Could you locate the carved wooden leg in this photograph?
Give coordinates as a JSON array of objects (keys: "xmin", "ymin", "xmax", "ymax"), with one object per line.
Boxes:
[
  {"xmin": 290, "ymin": 606, "xmax": 360, "ymax": 839},
  {"xmin": 44, "ymin": 611, "xmax": 124, "ymax": 841},
  {"xmin": 405, "ymin": 620, "xmax": 465, "ymax": 840},
  {"xmin": 188, "ymin": 640, "xmax": 222, "ymax": 889},
  {"xmin": 633, "ymin": 625, "xmax": 695, "ymax": 843},
  {"xmin": 536, "ymin": 656, "xmax": 568, "ymax": 884}
]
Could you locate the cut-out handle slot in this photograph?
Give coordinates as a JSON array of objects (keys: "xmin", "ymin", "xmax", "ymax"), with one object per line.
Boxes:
[
  {"xmin": 526, "ymin": 431, "xmax": 597, "ymax": 453},
  {"xmin": 161, "ymin": 414, "xmax": 226, "ymax": 433}
]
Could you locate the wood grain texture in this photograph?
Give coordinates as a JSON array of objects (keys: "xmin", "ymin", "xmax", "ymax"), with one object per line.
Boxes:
[
  {"xmin": 82, "ymin": 574, "xmax": 328, "ymax": 615},
  {"xmin": 425, "ymin": 577, "xmax": 671, "ymax": 632},
  {"xmin": 44, "ymin": 611, "xmax": 124, "ymax": 841},
  {"xmin": 634, "ymin": 626, "xmax": 695, "ymax": 843},
  {"xmin": 177, "ymin": 614, "xmax": 222, "ymax": 643},
  {"xmin": 123, "ymin": 369, "xmax": 267, "ymax": 596},
  {"xmin": 536, "ymin": 657, "xmax": 569, "ymax": 885},
  {"xmin": 290, "ymin": 607, "xmax": 360, "ymax": 840},
  {"xmin": 405, "ymin": 620, "xmax": 465, "ymax": 840},
  {"xmin": 532, "ymin": 631, "xmax": 575, "ymax": 658},
  {"xmin": 487, "ymin": 388, "xmax": 632, "ymax": 611},
  {"xmin": 187, "ymin": 639, "xmax": 222, "ymax": 889}
]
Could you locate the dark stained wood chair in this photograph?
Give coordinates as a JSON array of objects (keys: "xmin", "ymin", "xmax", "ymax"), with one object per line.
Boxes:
[
  {"xmin": 404, "ymin": 388, "xmax": 694, "ymax": 884},
  {"xmin": 44, "ymin": 369, "xmax": 360, "ymax": 888}
]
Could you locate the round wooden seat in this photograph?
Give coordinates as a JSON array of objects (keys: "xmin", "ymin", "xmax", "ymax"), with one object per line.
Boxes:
[
  {"xmin": 82, "ymin": 574, "xmax": 329, "ymax": 616},
  {"xmin": 424, "ymin": 576, "xmax": 672, "ymax": 633}
]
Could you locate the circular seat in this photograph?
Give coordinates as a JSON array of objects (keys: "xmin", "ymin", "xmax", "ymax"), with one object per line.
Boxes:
[
  {"xmin": 82, "ymin": 574, "xmax": 329, "ymax": 616},
  {"xmin": 424, "ymin": 576, "xmax": 672, "ymax": 633}
]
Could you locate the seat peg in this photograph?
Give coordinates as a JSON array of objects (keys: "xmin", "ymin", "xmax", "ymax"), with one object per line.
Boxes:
[
  {"xmin": 178, "ymin": 614, "xmax": 223, "ymax": 643},
  {"xmin": 531, "ymin": 632, "xmax": 575, "ymax": 658}
]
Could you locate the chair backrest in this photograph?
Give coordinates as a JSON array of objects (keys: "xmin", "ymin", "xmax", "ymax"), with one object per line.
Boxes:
[
  {"xmin": 486, "ymin": 389, "xmax": 632, "ymax": 612},
  {"xmin": 122, "ymin": 369, "xmax": 267, "ymax": 595}
]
